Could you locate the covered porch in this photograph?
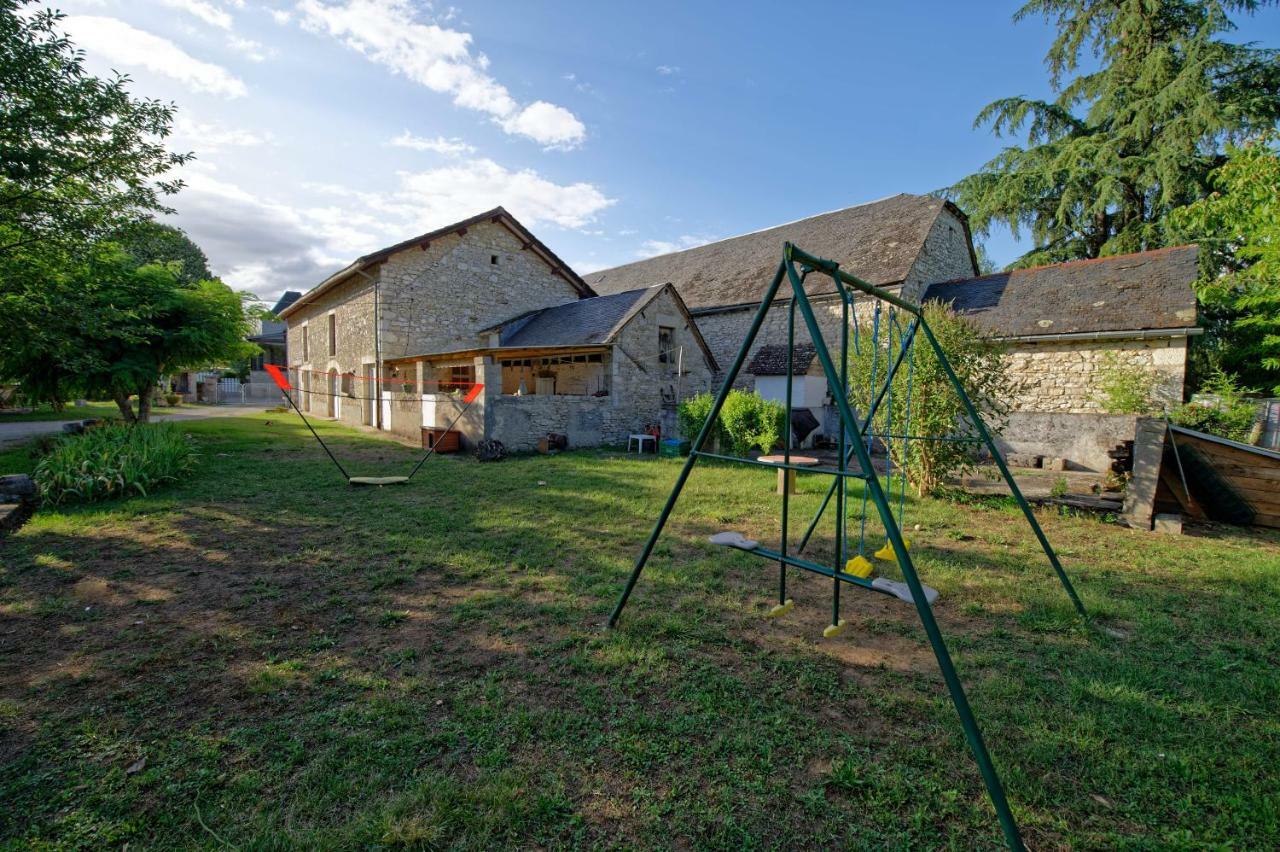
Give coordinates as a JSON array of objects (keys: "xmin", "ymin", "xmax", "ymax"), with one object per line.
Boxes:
[{"xmin": 381, "ymin": 344, "xmax": 615, "ymax": 450}]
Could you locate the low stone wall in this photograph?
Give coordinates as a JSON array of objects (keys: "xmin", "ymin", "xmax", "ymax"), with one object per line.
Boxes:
[
  {"xmin": 490, "ymin": 395, "xmax": 624, "ymax": 451},
  {"xmin": 995, "ymin": 411, "xmax": 1139, "ymax": 472}
]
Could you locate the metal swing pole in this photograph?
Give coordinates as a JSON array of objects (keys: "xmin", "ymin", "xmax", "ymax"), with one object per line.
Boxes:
[
  {"xmin": 782, "ymin": 247, "xmax": 1026, "ymax": 852},
  {"xmin": 777, "ymin": 297, "xmax": 798, "ymax": 613},
  {"xmin": 917, "ymin": 318, "xmax": 1088, "ymax": 619},
  {"xmin": 830, "ymin": 268, "xmax": 850, "ymax": 633},
  {"xmin": 608, "ymin": 261, "xmax": 791, "ymax": 628},
  {"xmin": 796, "ymin": 316, "xmax": 920, "ymax": 553},
  {"xmin": 403, "ymin": 384, "xmax": 485, "ymax": 482},
  {"xmin": 268, "ymin": 366, "xmax": 351, "ymax": 482}
]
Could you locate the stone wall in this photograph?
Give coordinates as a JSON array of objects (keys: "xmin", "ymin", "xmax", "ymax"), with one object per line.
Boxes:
[
  {"xmin": 996, "ymin": 411, "xmax": 1139, "ymax": 472},
  {"xmin": 285, "ymin": 219, "xmax": 584, "ymax": 434},
  {"xmin": 901, "ymin": 207, "xmax": 978, "ymax": 302},
  {"xmin": 378, "ymin": 220, "xmax": 582, "ymax": 360},
  {"xmin": 488, "ymin": 288, "xmax": 716, "ymax": 450},
  {"xmin": 284, "ymin": 275, "xmax": 377, "ymax": 429},
  {"xmin": 1004, "ymin": 337, "xmax": 1187, "ymax": 413}
]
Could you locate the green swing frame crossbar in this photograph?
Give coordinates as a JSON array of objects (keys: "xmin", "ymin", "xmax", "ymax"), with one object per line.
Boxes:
[{"xmin": 607, "ymin": 243, "xmax": 1089, "ymax": 851}]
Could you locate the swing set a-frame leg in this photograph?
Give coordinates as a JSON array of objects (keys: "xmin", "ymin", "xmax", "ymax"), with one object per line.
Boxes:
[
  {"xmin": 915, "ymin": 319, "xmax": 1088, "ymax": 620},
  {"xmin": 782, "ymin": 252, "xmax": 1027, "ymax": 852},
  {"xmin": 610, "ymin": 245, "xmax": 1047, "ymax": 850}
]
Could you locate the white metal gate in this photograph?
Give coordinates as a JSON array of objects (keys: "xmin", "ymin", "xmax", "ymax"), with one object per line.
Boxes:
[{"xmin": 216, "ymin": 378, "xmax": 243, "ymax": 404}]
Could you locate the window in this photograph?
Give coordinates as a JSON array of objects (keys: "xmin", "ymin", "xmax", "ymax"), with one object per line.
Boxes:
[
  {"xmin": 447, "ymin": 364, "xmax": 475, "ymax": 391},
  {"xmin": 302, "ymin": 325, "xmax": 309, "ymax": 361},
  {"xmin": 328, "ymin": 314, "xmax": 336, "ymax": 356},
  {"xmin": 490, "ymin": 254, "xmax": 499, "ymax": 265},
  {"xmin": 658, "ymin": 326, "xmax": 675, "ymax": 363}
]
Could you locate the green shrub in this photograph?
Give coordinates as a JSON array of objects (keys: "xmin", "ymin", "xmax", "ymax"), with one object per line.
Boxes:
[
  {"xmin": 1171, "ymin": 369, "xmax": 1259, "ymax": 443},
  {"xmin": 34, "ymin": 422, "xmax": 198, "ymax": 505},
  {"xmin": 677, "ymin": 391, "xmax": 721, "ymax": 445},
  {"xmin": 677, "ymin": 390, "xmax": 784, "ymax": 455}
]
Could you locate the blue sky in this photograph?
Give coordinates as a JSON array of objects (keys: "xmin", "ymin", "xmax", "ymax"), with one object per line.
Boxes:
[{"xmin": 46, "ymin": 0, "xmax": 1280, "ymax": 302}]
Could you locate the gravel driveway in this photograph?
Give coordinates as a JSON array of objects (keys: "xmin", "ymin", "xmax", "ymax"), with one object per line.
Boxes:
[{"xmin": 0, "ymin": 405, "xmax": 274, "ymax": 448}]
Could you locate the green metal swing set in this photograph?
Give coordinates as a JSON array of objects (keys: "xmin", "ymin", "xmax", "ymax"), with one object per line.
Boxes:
[{"xmin": 607, "ymin": 243, "xmax": 1089, "ymax": 851}]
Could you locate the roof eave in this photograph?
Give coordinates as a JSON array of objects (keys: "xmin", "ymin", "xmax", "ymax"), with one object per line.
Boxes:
[{"xmin": 992, "ymin": 326, "xmax": 1203, "ymax": 344}]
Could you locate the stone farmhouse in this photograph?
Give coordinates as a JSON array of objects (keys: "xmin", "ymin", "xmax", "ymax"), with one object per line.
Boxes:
[
  {"xmin": 281, "ymin": 193, "xmax": 1199, "ymax": 468},
  {"xmin": 277, "ymin": 208, "xmax": 716, "ymax": 452},
  {"xmin": 584, "ymin": 194, "xmax": 1199, "ymax": 469}
]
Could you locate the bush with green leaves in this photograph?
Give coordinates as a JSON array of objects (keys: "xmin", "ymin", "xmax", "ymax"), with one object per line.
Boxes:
[
  {"xmin": 676, "ymin": 391, "xmax": 721, "ymax": 445},
  {"xmin": 677, "ymin": 389, "xmax": 785, "ymax": 455},
  {"xmin": 1171, "ymin": 369, "xmax": 1260, "ymax": 444},
  {"xmin": 34, "ymin": 422, "xmax": 197, "ymax": 505},
  {"xmin": 1091, "ymin": 351, "xmax": 1160, "ymax": 414},
  {"xmin": 848, "ymin": 302, "xmax": 1017, "ymax": 496}
]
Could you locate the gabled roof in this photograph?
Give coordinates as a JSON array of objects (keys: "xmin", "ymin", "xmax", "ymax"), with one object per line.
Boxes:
[
  {"xmin": 923, "ymin": 245, "xmax": 1200, "ymax": 338},
  {"xmin": 581, "ymin": 194, "xmax": 971, "ymax": 311},
  {"xmin": 280, "ymin": 207, "xmax": 592, "ymax": 319},
  {"xmin": 271, "ymin": 291, "xmax": 301, "ymax": 315},
  {"xmin": 487, "ymin": 287, "xmax": 655, "ymax": 348},
  {"xmin": 481, "ymin": 284, "xmax": 719, "ymax": 371},
  {"xmin": 748, "ymin": 344, "xmax": 817, "ymax": 376}
]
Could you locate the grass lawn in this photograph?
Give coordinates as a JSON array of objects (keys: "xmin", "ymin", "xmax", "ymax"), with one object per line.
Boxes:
[
  {"xmin": 1, "ymin": 413, "xmax": 1278, "ymax": 848},
  {"xmin": 0, "ymin": 401, "xmax": 121, "ymax": 423}
]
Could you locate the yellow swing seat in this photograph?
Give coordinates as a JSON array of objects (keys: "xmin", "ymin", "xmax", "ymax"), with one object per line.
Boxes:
[
  {"xmin": 844, "ymin": 554, "xmax": 874, "ymax": 578},
  {"xmin": 873, "ymin": 537, "xmax": 910, "ymax": 563}
]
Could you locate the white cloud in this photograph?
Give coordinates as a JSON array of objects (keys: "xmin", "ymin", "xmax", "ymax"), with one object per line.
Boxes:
[
  {"xmin": 637, "ymin": 234, "xmax": 714, "ymax": 258},
  {"xmin": 270, "ymin": 8, "xmax": 293, "ymax": 24},
  {"xmin": 294, "ymin": 0, "xmax": 586, "ymax": 148},
  {"xmin": 391, "ymin": 158, "xmax": 614, "ymax": 230},
  {"xmin": 60, "ymin": 16, "xmax": 247, "ymax": 98},
  {"xmin": 172, "ymin": 115, "xmax": 272, "ymax": 152},
  {"xmin": 227, "ymin": 35, "xmax": 271, "ymax": 62},
  {"xmin": 656, "ymin": 64, "xmax": 680, "ymax": 75},
  {"xmin": 170, "ymin": 158, "xmax": 614, "ymax": 300},
  {"xmin": 499, "ymin": 101, "xmax": 585, "ymax": 151},
  {"xmin": 158, "ymin": 0, "xmax": 233, "ymax": 30},
  {"xmin": 389, "ymin": 131, "xmax": 475, "ymax": 157}
]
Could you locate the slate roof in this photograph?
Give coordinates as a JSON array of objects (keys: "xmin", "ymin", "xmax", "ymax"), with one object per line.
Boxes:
[
  {"xmin": 582, "ymin": 194, "xmax": 973, "ymax": 311},
  {"xmin": 922, "ymin": 246, "xmax": 1200, "ymax": 338},
  {"xmin": 747, "ymin": 344, "xmax": 817, "ymax": 376},
  {"xmin": 271, "ymin": 291, "xmax": 301, "ymax": 315},
  {"xmin": 490, "ymin": 287, "xmax": 658, "ymax": 348}
]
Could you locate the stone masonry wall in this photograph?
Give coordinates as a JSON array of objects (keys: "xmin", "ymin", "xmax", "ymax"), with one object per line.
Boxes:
[
  {"xmin": 377, "ymin": 220, "xmax": 582, "ymax": 360},
  {"xmin": 285, "ymin": 275, "xmax": 377, "ymax": 429},
  {"xmin": 488, "ymin": 288, "xmax": 715, "ymax": 450},
  {"xmin": 900, "ymin": 207, "xmax": 978, "ymax": 303},
  {"xmin": 1005, "ymin": 337, "xmax": 1187, "ymax": 413}
]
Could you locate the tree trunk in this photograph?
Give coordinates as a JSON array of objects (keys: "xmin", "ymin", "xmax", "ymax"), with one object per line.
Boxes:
[
  {"xmin": 135, "ymin": 382, "xmax": 154, "ymax": 423},
  {"xmin": 113, "ymin": 390, "xmax": 137, "ymax": 424}
]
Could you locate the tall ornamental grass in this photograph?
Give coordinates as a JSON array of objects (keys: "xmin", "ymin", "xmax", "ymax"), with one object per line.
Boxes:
[{"xmin": 35, "ymin": 422, "xmax": 197, "ymax": 505}]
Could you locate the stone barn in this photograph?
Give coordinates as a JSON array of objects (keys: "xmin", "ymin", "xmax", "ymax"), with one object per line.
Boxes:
[
  {"xmin": 583, "ymin": 194, "xmax": 1201, "ymax": 471},
  {"xmin": 279, "ymin": 208, "xmax": 715, "ymax": 451}
]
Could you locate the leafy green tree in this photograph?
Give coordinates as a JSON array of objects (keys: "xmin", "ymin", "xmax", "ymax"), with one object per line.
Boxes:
[
  {"xmin": 950, "ymin": 0, "xmax": 1280, "ymax": 267},
  {"xmin": 112, "ymin": 220, "xmax": 212, "ymax": 284},
  {"xmin": 849, "ymin": 303, "xmax": 1018, "ymax": 496},
  {"xmin": 1170, "ymin": 135, "xmax": 1280, "ymax": 392},
  {"xmin": 0, "ymin": 1, "xmax": 189, "ymax": 257},
  {"xmin": 0, "ymin": 245, "xmax": 253, "ymax": 421}
]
